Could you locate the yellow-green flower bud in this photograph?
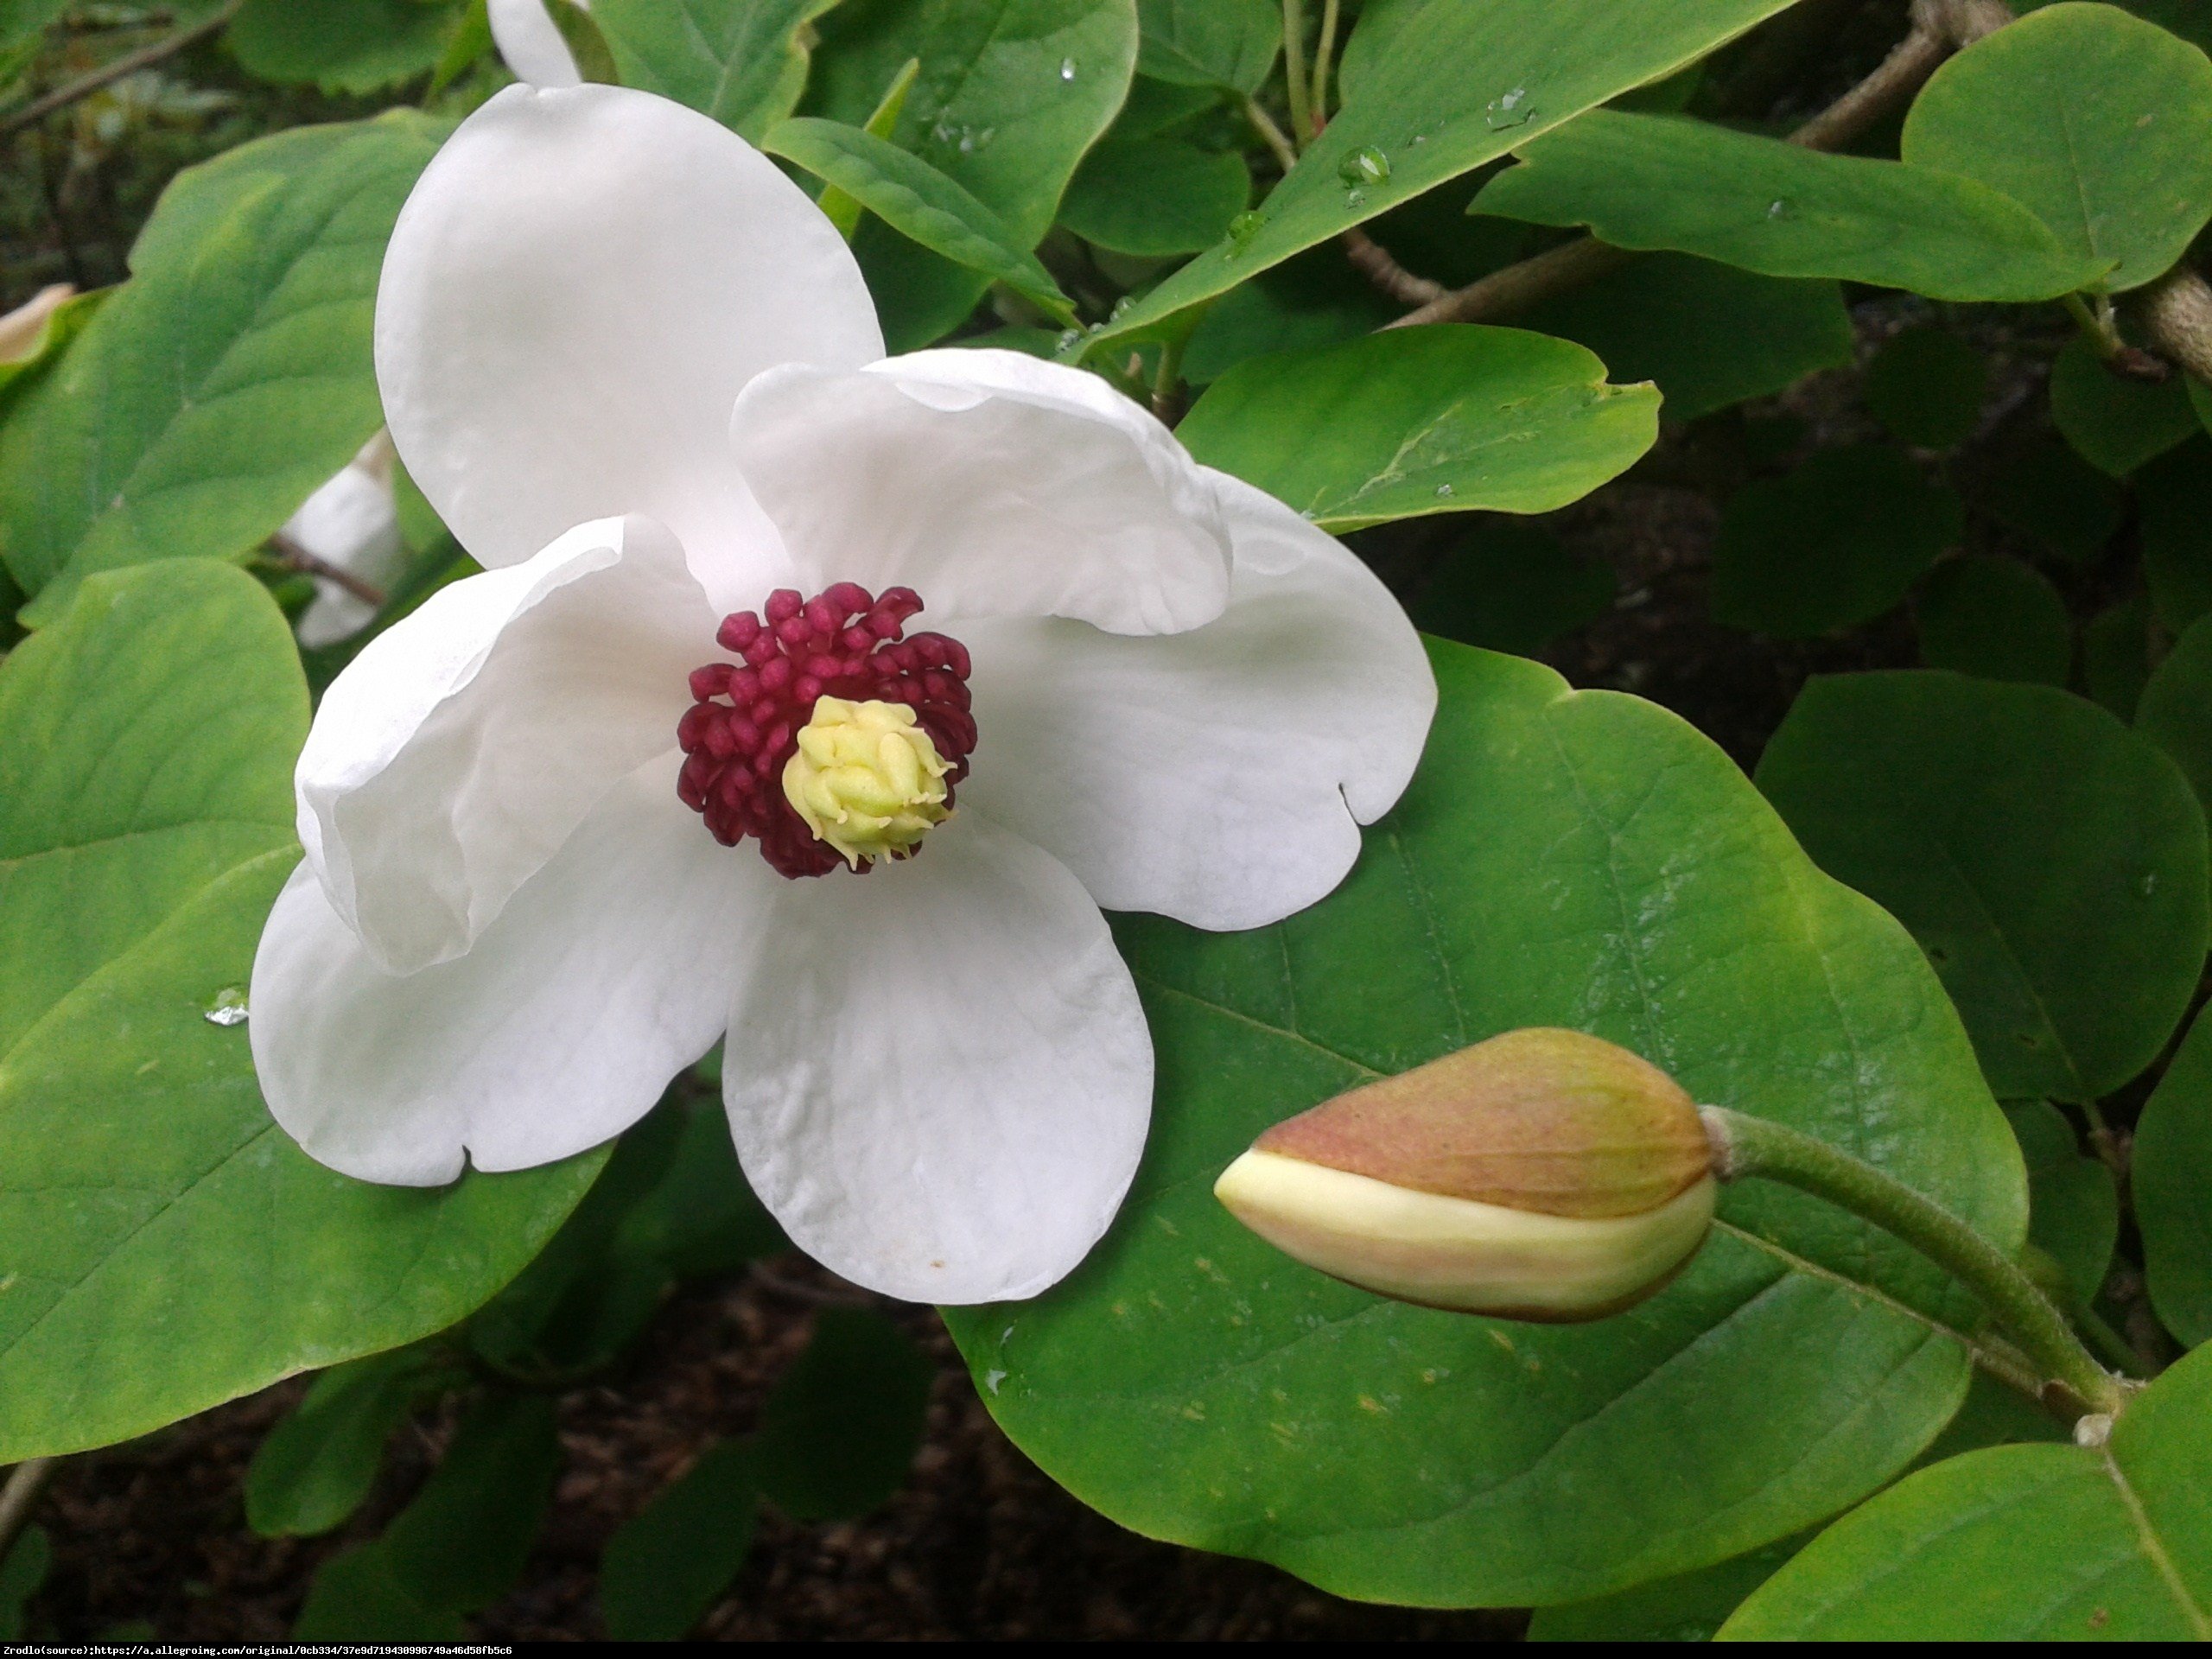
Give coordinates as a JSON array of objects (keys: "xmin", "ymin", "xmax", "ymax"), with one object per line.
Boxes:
[
  {"xmin": 782, "ymin": 696, "xmax": 953, "ymax": 868},
  {"xmin": 1213, "ymin": 1027, "xmax": 1718, "ymax": 1320}
]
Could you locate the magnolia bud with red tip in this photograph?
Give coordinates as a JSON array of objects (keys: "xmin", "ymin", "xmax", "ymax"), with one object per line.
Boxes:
[{"xmin": 1214, "ymin": 1028, "xmax": 1718, "ymax": 1320}]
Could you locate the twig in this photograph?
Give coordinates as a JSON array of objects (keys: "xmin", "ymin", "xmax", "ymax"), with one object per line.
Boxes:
[
  {"xmin": 270, "ymin": 531, "xmax": 387, "ymax": 609},
  {"xmin": 1382, "ymin": 0, "xmax": 2015, "ymax": 329},
  {"xmin": 1243, "ymin": 94, "xmax": 1298, "ymax": 176},
  {"xmin": 0, "ymin": 1459, "xmax": 56, "ymax": 1567},
  {"xmin": 1340, "ymin": 226, "xmax": 1448, "ymax": 306},
  {"xmin": 2138, "ymin": 265, "xmax": 2212, "ymax": 385},
  {"xmin": 0, "ymin": 0, "xmax": 241, "ymax": 141}
]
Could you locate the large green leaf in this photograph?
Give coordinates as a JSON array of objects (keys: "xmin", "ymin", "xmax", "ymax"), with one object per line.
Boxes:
[
  {"xmin": 1720, "ymin": 1340, "xmax": 2212, "ymax": 1639},
  {"xmin": 601, "ymin": 1440, "xmax": 760, "ymax": 1640},
  {"xmin": 942, "ymin": 640, "xmax": 2025, "ymax": 1609},
  {"xmin": 2137, "ymin": 612, "xmax": 2212, "ymax": 831},
  {"xmin": 0, "ymin": 562, "xmax": 601, "ymax": 1462},
  {"xmin": 1712, "ymin": 445, "xmax": 1963, "ymax": 638},
  {"xmin": 2050, "ymin": 334, "xmax": 2199, "ymax": 478},
  {"xmin": 592, "ymin": 0, "xmax": 842, "ymax": 141},
  {"xmin": 1085, "ymin": 0, "xmax": 1803, "ymax": 353},
  {"xmin": 1134, "ymin": 0, "xmax": 1276, "ymax": 93},
  {"xmin": 1900, "ymin": 2, "xmax": 2212, "ymax": 293},
  {"xmin": 246, "ymin": 1348, "xmax": 461, "ymax": 1538},
  {"xmin": 1515, "ymin": 252, "xmax": 1852, "ymax": 423},
  {"xmin": 808, "ymin": 0, "xmax": 1138, "ymax": 348},
  {"xmin": 1174, "ymin": 325, "xmax": 1658, "ymax": 531},
  {"xmin": 227, "ymin": 0, "xmax": 460, "ymax": 93},
  {"xmin": 763, "ymin": 116, "xmax": 1075, "ymax": 320},
  {"xmin": 1473, "ymin": 110, "xmax": 2107, "ymax": 302},
  {"xmin": 2135, "ymin": 1001, "xmax": 2212, "ymax": 1345},
  {"xmin": 1058, "ymin": 136, "xmax": 1249, "ymax": 255},
  {"xmin": 0, "ymin": 113, "xmax": 445, "ymax": 625},
  {"xmin": 2006, "ymin": 1101, "xmax": 2118, "ymax": 1300},
  {"xmin": 1914, "ymin": 554, "xmax": 2072, "ymax": 687},
  {"xmin": 1757, "ymin": 672, "xmax": 2210, "ymax": 1104},
  {"xmin": 754, "ymin": 1308, "xmax": 932, "ymax": 1522}
]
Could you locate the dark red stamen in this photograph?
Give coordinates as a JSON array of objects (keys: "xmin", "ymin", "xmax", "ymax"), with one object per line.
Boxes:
[{"xmin": 677, "ymin": 583, "xmax": 976, "ymax": 878}]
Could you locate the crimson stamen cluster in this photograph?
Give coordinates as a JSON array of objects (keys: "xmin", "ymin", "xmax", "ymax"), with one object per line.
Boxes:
[{"xmin": 677, "ymin": 583, "xmax": 976, "ymax": 878}]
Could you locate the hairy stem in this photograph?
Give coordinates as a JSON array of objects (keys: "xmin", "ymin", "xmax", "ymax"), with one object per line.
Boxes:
[
  {"xmin": 1281, "ymin": 0, "xmax": 1313, "ymax": 148},
  {"xmin": 1, "ymin": 0, "xmax": 242, "ymax": 140},
  {"xmin": 1701, "ymin": 1106, "xmax": 2126, "ymax": 1416},
  {"xmin": 1310, "ymin": 0, "xmax": 1342, "ymax": 127}
]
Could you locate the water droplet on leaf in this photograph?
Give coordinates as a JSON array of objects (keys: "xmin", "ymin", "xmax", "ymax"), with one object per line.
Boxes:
[
  {"xmin": 1338, "ymin": 144, "xmax": 1390, "ymax": 187},
  {"xmin": 1434, "ymin": 482, "xmax": 1455, "ymax": 498},
  {"xmin": 1767, "ymin": 197, "xmax": 1795, "ymax": 219},
  {"xmin": 1228, "ymin": 210, "xmax": 1265, "ymax": 246},
  {"xmin": 1484, "ymin": 86, "xmax": 1533, "ymax": 130},
  {"xmin": 1344, "ymin": 187, "xmax": 1366, "ymax": 207},
  {"xmin": 1059, "ymin": 57, "xmax": 1077, "ymax": 80},
  {"xmin": 204, "ymin": 987, "xmax": 249, "ymax": 1027}
]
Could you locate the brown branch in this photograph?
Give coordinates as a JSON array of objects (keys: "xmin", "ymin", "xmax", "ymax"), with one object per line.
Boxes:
[
  {"xmin": 0, "ymin": 1459, "xmax": 56, "ymax": 1569},
  {"xmin": 1384, "ymin": 0, "xmax": 2018, "ymax": 330},
  {"xmin": 270, "ymin": 531, "xmax": 388, "ymax": 610},
  {"xmin": 2138, "ymin": 265, "xmax": 2212, "ymax": 385},
  {"xmin": 1340, "ymin": 226, "xmax": 1448, "ymax": 306},
  {"xmin": 0, "ymin": 0, "xmax": 242, "ymax": 141}
]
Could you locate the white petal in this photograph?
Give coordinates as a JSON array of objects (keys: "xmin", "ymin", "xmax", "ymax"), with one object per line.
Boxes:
[
  {"xmin": 728, "ymin": 348, "xmax": 1231, "ymax": 635},
  {"xmin": 376, "ymin": 82, "xmax": 881, "ymax": 610},
  {"xmin": 952, "ymin": 469, "xmax": 1436, "ymax": 931},
  {"xmin": 287, "ymin": 443, "xmax": 405, "ymax": 649},
  {"xmin": 300, "ymin": 515, "xmax": 715, "ymax": 976},
  {"xmin": 253, "ymin": 760, "xmax": 769, "ymax": 1184},
  {"xmin": 488, "ymin": 0, "xmax": 581, "ymax": 88},
  {"xmin": 723, "ymin": 811, "xmax": 1152, "ymax": 1303}
]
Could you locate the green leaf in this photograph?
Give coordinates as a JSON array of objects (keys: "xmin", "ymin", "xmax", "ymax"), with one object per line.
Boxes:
[
  {"xmin": 2084, "ymin": 595, "xmax": 2155, "ymax": 720},
  {"xmin": 0, "ymin": 562, "xmax": 601, "ymax": 1463},
  {"xmin": 384, "ymin": 1393, "xmax": 563, "ymax": 1614},
  {"xmin": 1181, "ymin": 244, "xmax": 1395, "ymax": 385},
  {"xmin": 1712, "ymin": 445, "xmax": 1963, "ymax": 638},
  {"xmin": 600, "ymin": 1440, "xmax": 760, "ymax": 1641},
  {"xmin": 2137, "ymin": 613, "xmax": 2212, "ymax": 843},
  {"xmin": 942, "ymin": 640, "xmax": 2024, "ymax": 1608},
  {"xmin": 1408, "ymin": 520, "xmax": 1616, "ymax": 655},
  {"xmin": 227, "ymin": 0, "xmax": 459, "ymax": 92},
  {"xmin": 1059, "ymin": 137, "xmax": 1249, "ymax": 255},
  {"xmin": 1516, "ymin": 253, "xmax": 1852, "ymax": 424},
  {"xmin": 2050, "ymin": 334, "xmax": 2198, "ymax": 477},
  {"xmin": 2135, "ymin": 1001, "xmax": 2212, "ymax": 1345},
  {"xmin": 1974, "ymin": 429, "xmax": 2125, "ymax": 566},
  {"xmin": 763, "ymin": 116, "xmax": 1076, "ymax": 321},
  {"xmin": 2024, "ymin": 0, "xmax": 2212, "ymax": 51},
  {"xmin": 0, "ymin": 1526, "xmax": 48, "ymax": 1643},
  {"xmin": 1900, "ymin": 1, "xmax": 2212, "ymax": 293},
  {"xmin": 0, "ymin": 113, "xmax": 446, "ymax": 624},
  {"xmin": 1914, "ymin": 554, "xmax": 2073, "ymax": 687},
  {"xmin": 591, "ymin": 0, "xmax": 842, "ymax": 142},
  {"xmin": 246, "ymin": 1349, "xmax": 458, "ymax": 1538},
  {"xmin": 1086, "ymin": 0, "xmax": 1804, "ymax": 353},
  {"xmin": 1865, "ymin": 327, "xmax": 1989, "ymax": 450},
  {"xmin": 1720, "ymin": 1340, "xmax": 2212, "ymax": 1639},
  {"xmin": 1333, "ymin": 0, "xmax": 1428, "ymax": 107},
  {"xmin": 1473, "ymin": 111, "xmax": 2107, "ymax": 302},
  {"xmin": 2139, "ymin": 440, "xmax": 2212, "ymax": 632},
  {"xmin": 295, "ymin": 1544, "xmax": 467, "ymax": 1643},
  {"xmin": 1174, "ymin": 325, "xmax": 1658, "ymax": 531},
  {"xmin": 0, "ymin": 0, "xmax": 68, "ymax": 53},
  {"xmin": 2005, "ymin": 1101, "xmax": 2118, "ymax": 1300},
  {"xmin": 1528, "ymin": 1535, "xmax": 1805, "ymax": 1643},
  {"xmin": 1135, "ymin": 0, "xmax": 1276, "ymax": 92},
  {"xmin": 808, "ymin": 0, "xmax": 1138, "ymax": 348},
  {"xmin": 1756, "ymin": 671, "xmax": 2210, "ymax": 1104},
  {"xmin": 754, "ymin": 1308, "xmax": 932, "ymax": 1522}
]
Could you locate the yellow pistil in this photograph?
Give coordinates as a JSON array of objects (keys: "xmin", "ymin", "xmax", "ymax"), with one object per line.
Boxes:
[{"xmin": 782, "ymin": 696, "xmax": 953, "ymax": 868}]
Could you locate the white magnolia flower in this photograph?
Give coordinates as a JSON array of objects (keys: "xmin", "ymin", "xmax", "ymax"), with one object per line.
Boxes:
[
  {"xmin": 284, "ymin": 432, "xmax": 405, "ymax": 648},
  {"xmin": 249, "ymin": 82, "xmax": 1435, "ymax": 1303},
  {"xmin": 487, "ymin": 0, "xmax": 588, "ymax": 89}
]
